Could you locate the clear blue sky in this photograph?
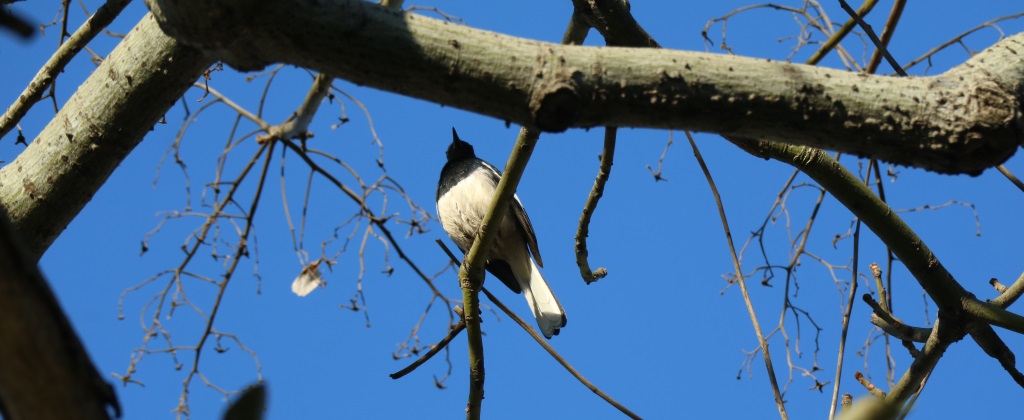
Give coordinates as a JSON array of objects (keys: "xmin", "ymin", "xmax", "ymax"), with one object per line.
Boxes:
[{"xmin": 3, "ymin": 1, "xmax": 1023, "ymax": 418}]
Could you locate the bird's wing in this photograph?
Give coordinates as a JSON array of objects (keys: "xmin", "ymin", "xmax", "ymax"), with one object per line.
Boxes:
[
  {"xmin": 479, "ymin": 160, "xmax": 544, "ymax": 267},
  {"xmin": 485, "ymin": 259, "xmax": 523, "ymax": 293},
  {"xmin": 509, "ymin": 194, "xmax": 543, "ymax": 267}
]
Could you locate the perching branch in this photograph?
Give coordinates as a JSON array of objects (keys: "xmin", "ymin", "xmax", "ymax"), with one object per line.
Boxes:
[
  {"xmin": 435, "ymin": 240, "xmax": 641, "ymax": 419},
  {"xmin": 452, "ymin": 12, "xmax": 591, "ymax": 417},
  {"xmin": 480, "ymin": 287, "xmax": 642, "ymax": 420},
  {"xmin": 146, "ymin": 0, "xmax": 1024, "ymax": 174},
  {"xmin": 456, "ymin": 127, "xmax": 541, "ymax": 420}
]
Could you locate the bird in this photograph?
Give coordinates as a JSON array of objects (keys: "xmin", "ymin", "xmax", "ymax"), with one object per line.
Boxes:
[{"xmin": 436, "ymin": 128, "xmax": 567, "ymax": 338}]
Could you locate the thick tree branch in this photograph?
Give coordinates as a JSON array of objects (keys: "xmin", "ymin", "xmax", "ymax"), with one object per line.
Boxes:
[
  {"xmin": 0, "ymin": 213, "xmax": 119, "ymax": 419},
  {"xmin": 0, "ymin": 14, "xmax": 213, "ymax": 260},
  {"xmin": 887, "ymin": 318, "xmax": 959, "ymax": 404},
  {"xmin": 146, "ymin": 0, "xmax": 1023, "ymax": 174},
  {"xmin": 968, "ymin": 322, "xmax": 1024, "ymax": 388}
]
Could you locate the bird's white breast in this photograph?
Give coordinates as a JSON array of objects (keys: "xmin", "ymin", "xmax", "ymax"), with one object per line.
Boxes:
[{"xmin": 436, "ymin": 167, "xmax": 512, "ymax": 252}]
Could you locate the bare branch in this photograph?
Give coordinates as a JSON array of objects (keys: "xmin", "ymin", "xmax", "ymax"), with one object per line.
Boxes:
[
  {"xmin": 687, "ymin": 131, "xmax": 788, "ymax": 419},
  {"xmin": 390, "ymin": 306, "xmax": 466, "ymax": 381},
  {"xmin": 0, "ymin": 0, "xmax": 132, "ymax": 139},
  {"xmin": 967, "ymin": 323, "xmax": 1024, "ymax": 388},
  {"xmin": 828, "ymin": 219, "xmax": 861, "ymax": 420},
  {"xmin": 864, "ymin": 0, "xmax": 906, "ymax": 73},
  {"xmin": 854, "ymin": 372, "xmax": 887, "ymax": 399},
  {"xmin": 0, "ymin": 14, "xmax": 213, "ymax": 260},
  {"xmin": 991, "ymin": 271, "xmax": 1024, "ymax": 308},
  {"xmin": 454, "ymin": 126, "xmax": 541, "ymax": 419},
  {"xmin": 574, "ymin": 127, "xmax": 613, "ymax": 283},
  {"xmin": 838, "ymin": 0, "xmax": 906, "ymax": 76},
  {"xmin": 996, "ymin": 165, "xmax": 1024, "ymax": 194}
]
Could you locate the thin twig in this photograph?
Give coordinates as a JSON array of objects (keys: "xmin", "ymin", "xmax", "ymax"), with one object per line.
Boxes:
[
  {"xmin": 0, "ymin": 0, "xmax": 132, "ymax": 140},
  {"xmin": 483, "ymin": 288, "xmax": 643, "ymax": 419},
  {"xmin": 181, "ymin": 141, "xmax": 275, "ymax": 414},
  {"xmin": 901, "ymin": 12, "xmax": 1024, "ymax": 73},
  {"xmin": 991, "ymin": 271, "xmax": 1024, "ymax": 309},
  {"xmin": 865, "ymin": 0, "xmax": 906, "ymax": 73},
  {"xmin": 854, "ymin": 372, "xmax": 887, "ymax": 398},
  {"xmin": 279, "ymin": 140, "xmax": 447, "ymax": 298},
  {"xmin": 806, "ymin": 0, "xmax": 880, "ymax": 66},
  {"xmin": 860, "ymin": 0, "xmax": 906, "ymax": 383},
  {"xmin": 996, "ymin": 165, "xmax": 1024, "ymax": 194},
  {"xmin": 837, "ymin": 0, "xmax": 907, "ymax": 76},
  {"xmin": 645, "ymin": 135, "xmax": 672, "ymax": 182},
  {"xmin": 828, "ymin": 219, "xmax": 860, "ymax": 420},
  {"xmin": 390, "ymin": 308, "xmax": 466, "ymax": 380},
  {"xmin": 687, "ymin": 131, "xmax": 787, "ymax": 419}
]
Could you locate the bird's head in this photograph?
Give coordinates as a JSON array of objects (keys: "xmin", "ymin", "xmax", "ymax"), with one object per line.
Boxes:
[{"xmin": 446, "ymin": 128, "xmax": 476, "ymax": 162}]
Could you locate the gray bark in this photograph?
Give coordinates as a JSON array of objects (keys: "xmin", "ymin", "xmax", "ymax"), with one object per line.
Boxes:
[
  {"xmin": 146, "ymin": 0, "xmax": 1023, "ymax": 174},
  {"xmin": 0, "ymin": 14, "xmax": 212, "ymax": 260}
]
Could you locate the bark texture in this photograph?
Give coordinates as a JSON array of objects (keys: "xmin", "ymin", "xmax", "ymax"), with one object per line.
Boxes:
[
  {"xmin": 0, "ymin": 14, "xmax": 212, "ymax": 260},
  {"xmin": 146, "ymin": 0, "xmax": 1023, "ymax": 174}
]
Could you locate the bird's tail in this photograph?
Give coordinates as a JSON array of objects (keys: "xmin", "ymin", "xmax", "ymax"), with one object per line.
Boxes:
[{"xmin": 521, "ymin": 259, "xmax": 567, "ymax": 339}]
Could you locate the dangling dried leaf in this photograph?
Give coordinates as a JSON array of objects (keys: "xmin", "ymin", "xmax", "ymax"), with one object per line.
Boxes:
[{"xmin": 291, "ymin": 260, "xmax": 325, "ymax": 297}]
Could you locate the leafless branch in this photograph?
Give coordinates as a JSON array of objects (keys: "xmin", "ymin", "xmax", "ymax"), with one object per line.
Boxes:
[{"xmin": 0, "ymin": 0, "xmax": 132, "ymax": 140}]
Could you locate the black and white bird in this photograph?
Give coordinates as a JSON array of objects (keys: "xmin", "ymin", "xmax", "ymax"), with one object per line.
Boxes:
[{"xmin": 436, "ymin": 129, "xmax": 567, "ymax": 338}]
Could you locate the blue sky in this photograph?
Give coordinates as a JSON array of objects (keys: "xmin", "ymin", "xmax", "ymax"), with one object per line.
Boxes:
[{"xmin": 3, "ymin": 1, "xmax": 1024, "ymax": 418}]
